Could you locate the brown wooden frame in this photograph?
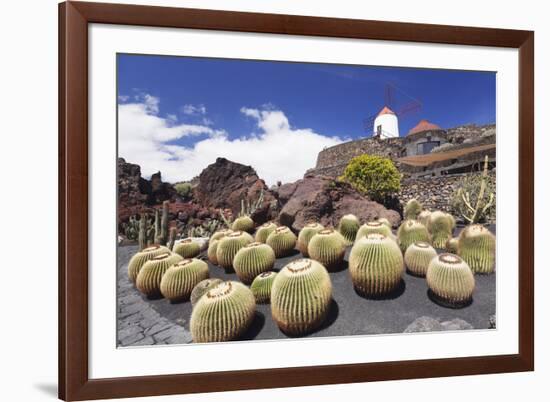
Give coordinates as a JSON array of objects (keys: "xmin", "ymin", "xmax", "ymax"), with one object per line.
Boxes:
[{"xmin": 59, "ymin": 1, "xmax": 534, "ymax": 400}]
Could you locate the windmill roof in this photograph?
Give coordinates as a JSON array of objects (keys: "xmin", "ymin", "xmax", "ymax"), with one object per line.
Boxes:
[
  {"xmin": 407, "ymin": 119, "xmax": 442, "ymax": 136},
  {"xmin": 377, "ymin": 106, "xmax": 395, "ymax": 117}
]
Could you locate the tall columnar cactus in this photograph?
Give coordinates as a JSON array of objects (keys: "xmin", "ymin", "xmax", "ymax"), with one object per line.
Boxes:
[
  {"xmin": 446, "ymin": 237, "xmax": 459, "ymax": 254},
  {"xmin": 455, "ymin": 155, "xmax": 495, "ymax": 224},
  {"xmin": 404, "ymin": 198, "xmax": 423, "ymax": 220},
  {"xmin": 138, "ymin": 214, "xmax": 149, "ymax": 251},
  {"xmin": 271, "ymin": 259, "xmax": 332, "ymax": 335},
  {"xmin": 160, "ymin": 200, "xmax": 169, "ymax": 244},
  {"xmin": 231, "ymin": 215, "xmax": 255, "ymax": 233},
  {"xmin": 404, "ymin": 241, "xmax": 437, "ymax": 277},
  {"xmin": 307, "ymin": 229, "xmax": 346, "ymax": 271},
  {"xmin": 136, "ymin": 252, "xmax": 183, "ymax": 297},
  {"xmin": 297, "ymin": 222, "xmax": 324, "ymax": 257},
  {"xmin": 458, "ymin": 224, "xmax": 496, "ymax": 274},
  {"xmin": 210, "ymin": 229, "xmax": 233, "ymax": 242},
  {"xmin": 250, "ymin": 271, "xmax": 277, "ymax": 303},
  {"xmin": 428, "ymin": 211, "xmax": 453, "ymax": 248},
  {"xmin": 216, "ymin": 230, "xmax": 254, "ymax": 270},
  {"xmin": 233, "ymin": 242, "xmax": 276, "ymax": 284},
  {"xmin": 254, "ymin": 222, "xmax": 277, "ymax": 243},
  {"xmin": 377, "ymin": 217, "xmax": 392, "ymax": 228},
  {"xmin": 207, "ymin": 239, "xmax": 220, "ymax": 265},
  {"xmin": 418, "ymin": 210, "xmax": 432, "ymax": 227},
  {"xmin": 266, "ymin": 226, "xmax": 297, "ymax": 258},
  {"xmin": 190, "ymin": 278, "xmax": 223, "ymax": 306},
  {"xmin": 426, "ymin": 253, "xmax": 475, "ymax": 305},
  {"xmin": 190, "ymin": 281, "xmax": 256, "ymax": 343},
  {"xmin": 349, "ymin": 233, "xmax": 404, "ymax": 296},
  {"xmin": 397, "ymin": 219, "xmax": 431, "ymax": 253},
  {"xmin": 127, "ymin": 244, "xmax": 170, "ymax": 283},
  {"xmin": 338, "ymin": 214, "xmax": 360, "ymax": 245},
  {"xmin": 356, "ymin": 221, "xmax": 392, "ymax": 240},
  {"xmin": 167, "ymin": 226, "xmax": 177, "ymax": 251},
  {"xmin": 160, "ymin": 258, "xmax": 209, "ymax": 302},
  {"xmin": 173, "ymin": 238, "xmax": 201, "ymax": 258}
]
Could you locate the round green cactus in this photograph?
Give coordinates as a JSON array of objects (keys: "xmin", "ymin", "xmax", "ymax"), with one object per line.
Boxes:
[
  {"xmin": 211, "ymin": 229, "xmax": 233, "ymax": 242},
  {"xmin": 349, "ymin": 233, "xmax": 404, "ymax": 296},
  {"xmin": 458, "ymin": 224, "xmax": 496, "ymax": 274},
  {"xmin": 173, "ymin": 238, "xmax": 201, "ymax": 258},
  {"xmin": 445, "ymin": 213, "xmax": 457, "ymax": 231},
  {"xmin": 404, "ymin": 198, "xmax": 423, "ymax": 220},
  {"xmin": 207, "ymin": 239, "xmax": 220, "ymax": 265},
  {"xmin": 271, "ymin": 259, "xmax": 332, "ymax": 335},
  {"xmin": 356, "ymin": 221, "xmax": 393, "ymax": 240},
  {"xmin": 377, "ymin": 217, "xmax": 392, "ymax": 228},
  {"xmin": 308, "ymin": 229, "xmax": 346, "ymax": 271},
  {"xmin": 418, "ymin": 210, "xmax": 432, "ymax": 227},
  {"xmin": 254, "ymin": 222, "xmax": 277, "ymax": 243},
  {"xmin": 397, "ymin": 219, "xmax": 431, "ymax": 253},
  {"xmin": 250, "ymin": 271, "xmax": 277, "ymax": 303},
  {"xmin": 266, "ymin": 226, "xmax": 297, "ymax": 258},
  {"xmin": 127, "ymin": 244, "xmax": 170, "ymax": 283},
  {"xmin": 338, "ymin": 214, "xmax": 360, "ymax": 245},
  {"xmin": 190, "ymin": 278, "xmax": 223, "ymax": 306},
  {"xmin": 297, "ymin": 222, "xmax": 324, "ymax": 257},
  {"xmin": 136, "ymin": 252, "xmax": 183, "ymax": 297},
  {"xmin": 404, "ymin": 241, "xmax": 437, "ymax": 277},
  {"xmin": 233, "ymin": 242, "xmax": 276, "ymax": 284},
  {"xmin": 190, "ymin": 281, "xmax": 256, "ymax": 343},
  {"xmin": 427, "ymin": 211, "xmax": 453, "ymax": 248},
  {"xmin": 232, "ymin": 215, "xmax": 255, "ymax": 233},
  {"xmin": 215, "ymin": 230, "xmax": 254, "ymax": 270},
  {"xmin": 426, "ymin": 253, "xmax": 475, "ymax": 305},
  {"xmin": 160, "ymin": 258, "xmax": 209, "ymax": 302},
  {"xmin": 446, "ymin": 237, "xmax": 459, "ymax": 254}
]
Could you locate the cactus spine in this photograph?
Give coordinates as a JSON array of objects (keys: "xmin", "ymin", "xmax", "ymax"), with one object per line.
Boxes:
[
  {"xmin": 190, "ymin": 278, "xmax": 223, "ymax": 306},
  {"xmin": 231, "ymin": 215, "xmax": 255, "ymax": 233},
  {"xmin": 404, "ymin": 241, "xmax": 437, "ymax": 277},
  {"xmin": 404, "ymin": 198, "xmax": 423, "ymax": 220},
  {"xmin": 271, "ymin": 259, "xmax": 332, "ymax": 335},
  {"xmin": 458, "ymin": 224, "xmax": 496, "ymax": 274},
  {"xmin": 216, "ymin": 230, "xmax": 254, "ymax": 270},
  {"xmin": 173, "ymin": 238, "xmax": 201, "ymax": 258},
  {"xmin": 160, "ymin": 258, "xmax": 209, "ymax": 302},
  {"xmin": 136, "ymin": 252, "xmax": 183, "ymax": 297},
  {"xmin": 446, "ymin": 237, "xmax": 459, "ymax": 254},
  {"xmin": 356, "ymin": 221, "xmax": 393, "ymax": 240},
  {"xmin": 127, "ymin": 244, "xmax": 170, "ymax": 283},
  {"xmin": 233, "ymin": 242, "xmax": 276, "ymax": 284},
  {"xmin": 426, "ymin": 253, "xmax": 475, "ymax": 305},
  {"xmin": 254, "ymin": 222, "xmax": 277, "ymax": 243},
  {"xmin": 428, "ymin": 211, "xmax": 453, "ymax": 248},
  {"xmin": 250, "ymin": 271, "xmax": 277, "ymax": 303},
  {"xmin": 266, "ymin": 226, "xmax": 297, "ymax": 258},
  {"xmin": 207, "ymin": 239, "xmax": 220, "ymax": 265},
  {"xmin": 297, "ymin": 222, "xmax": 324, "ymax": 257},
  {"xmin": 190, "ymin": 281, "xmax": 256, "ymax": 343},
  {"xmin": 397, "ymin": 219, "xmax": 430, "ymax": 253},
  {"xmin": 307, "ymin": 229, "xmax": 346, "ymax": 271},
  {"xmin": 338, "ymin": 214, "xmax": 360, "ymax": 245}
]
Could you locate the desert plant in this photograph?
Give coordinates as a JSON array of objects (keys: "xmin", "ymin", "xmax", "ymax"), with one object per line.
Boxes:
[
  {"xmin": 404, "ymin": 198, "xmax": 423, "ymax": 220},
  {"xmin": 211, "ymin": 229, "xmax": 233, "ymax": 242},
  {"xmin": 152, "ymin": 201, "xmax": 170, "ymax": 245},
  {"xmin": 458, "ymin": 224, "xmax": 496, "ymax": 274},
  {"xmin": 266, "ymin": 226, "xmax": 297, "ymax": 258},
  {"xmin": 122, "ymin": 215, "xmax": 140, "ymax": 241},
  {"xmin": 377, "ymin": 217, "xmax": 392, "ymax": 228},
  {"xmin": 338, "ymin": 214, "xmax": 360, "ymax": 245},
  {"xmin": 174, "ymin": 182, "xmax": 192, "ymax": 198},
  {"xmin": 127, "ymin": 244, "xmax": 170, "ymax": 283},
  {"xmin": 137, "ymin": 214, "xmax": 155, "ymax": 250},
  {"xmin": 357, "ymin": 221, "xmax": 393, "ymax": 240},
  {"xmin": 190, "ymin": 278, "xmax": 223, "ymax": 306},
  {"xmin": 404, "ymin": 241, "xmax": 437, "ymax": 277},
  {"xmin": 349, "ymin": 233, "xmax": 404, "ymax": 296},
  {"xmin": 426, "ymin": 253, "xmax": 475, "ymax": 305},
  {"xmin": 445, "ymin": 212, "xmax": 457, "ymax": 231},
  {"xmin": 250, "ymin": 271, "xmax": 277, "ymax": 303},
  {"xmin": 427, "ymin": 211, "xmax": 453, "ymax": 248},
  {"xmin": 231, "ymin": 215, "xmax": 255, "ymax": 233},
  {"xmin": 418, "ymin": 210, "xmax": 432, "ymax": 227},
  {"xmin": 297, "ymin": 222, "xmax": 324, "ymax": 257},
  {"xmin": 136, "ymin": 252, "xmax": 183, "ymax": 297},
  {"xmin": 159, "ymin": 258, "xmax": 209, "ymax": 302},
  {"xmin": 233, "ymin": 242, "xmax": 276, "ymax": 284},
  {"xmin": 307, "ymin": 229, "xmax": 346, "ymax": 271},
  {"xmin": 190, "ymin": 281, "xmax": 256, "ymax": 343},
  {"xmin": 167, "ymin": 227, "xmax": 177, "ymax": 251},
  {"xmin": 173, "ymin": 238, "xmax": 201, "ymax": 258},
  {"xmin": 216, "ymin": 230, "xmax": 254, "ymax": 270},
  {"xmin": 254, "ymin": 222, "xmax": 277, "ymax": 243},
  {"xmin": 271, "ymin": 259, "xmax": 332, "ymax": 335},
  {"xmin": 397, "ymin": 219, "xmax": 431, "ymax": 253},
  {"xmin": 446, "ymin": 237, "xmax": 459, "ymax": 253},
  {"xmin": 207, "ymin": 239, "xmax": 220, "ymax": 265}
]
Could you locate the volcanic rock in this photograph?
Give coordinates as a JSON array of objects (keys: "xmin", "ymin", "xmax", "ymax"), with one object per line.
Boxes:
[{"xmin": 404, "ymin": 316, "xmax": 473, "ymax": 333}]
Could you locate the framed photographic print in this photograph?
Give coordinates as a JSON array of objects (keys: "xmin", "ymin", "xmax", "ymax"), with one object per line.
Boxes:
[{"xmin": 59, "ymin": 1, "xmax": 534, "ymax": 400}]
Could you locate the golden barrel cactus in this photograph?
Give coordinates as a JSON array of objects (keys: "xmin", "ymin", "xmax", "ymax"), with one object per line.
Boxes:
[
  {"xmin": 232, "ymin": 215, "xmax": 255, "ymax": 233},
  {"xmin": 297, "ymin": 222, "xmax": 324, "ymax": 257},
  {"xmin": 210, "ymin": 229, "xmax": 233, "ymax": 242},
  {"xmin": 338, "ymin": 214, "xmax": 360, "ymax": 245},
  {"xmin": 307, "ymin": 229, "xmax": 346, "ymax": 271},
  {"xmin": 458, "ymin": 224, "xmax": 496, "ymax": 274},
  {"xmin": 404, "ymin": 198, "xmax": 423, "ymax": 220},
  {"xmin": 254, "ymin": 222, "xmax": 277, "ymax": 243},
  {"xmin": 397, "ymin": 219, "xmax": 431, "ymax": 253},
  {"xmin": 404, "ymin": 241, "xmax": 437, "ymax": 277},
  {"xmin": 216, "ymin": 230, "xmax": 254, "ymax": 271},
  {"xmin": 250, "ymin": 271, "xmax": 277, "ymax": 303},
  {"xmin": 160, "ymin": 258, "xmax": 209, "ymax": 302},
  {"xmin": 127, "ymin": 244, "xmax": 170, "ymax": 283},
  {"xmin": 190, "ymin": 278, "xmax": 223, "ymax": 306},
  {"xmin": 233, "ymin": 242, "xmax": 276, "ymax": 284},
  {"xmin": 173, "ymin": 238, "xmax": 201, "ymax": 258},
  {"xmin": 207, "ymin": 239, "xmax": 220, "ymax": 265},
  {"xmin": 426, "ymin": 253, "xmax": 475, "ymax": 305},
  {"xmin": 266, "ymin": 226, "xmax": 297, "ymax": 258},
  {"xmin": 136, "ymin": 252, "xmax": 183, "ymax": 297},
  {"xmin": 427, "ymin": 211, "xmax": 453, "ymax": 248},
  {"xmin": 356, "ymin": 221, "xmax": 392, "ymax": 240}
]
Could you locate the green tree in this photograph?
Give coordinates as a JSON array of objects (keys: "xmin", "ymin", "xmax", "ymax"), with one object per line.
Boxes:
[{"xmin": 175, "ymin": 182, "xmax": 192, "ymax": 198}]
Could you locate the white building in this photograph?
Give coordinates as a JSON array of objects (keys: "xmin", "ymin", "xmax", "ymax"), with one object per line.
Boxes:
[{"xmin": 373, "ymin": 106, "xmax": 399, "ymax": 139}]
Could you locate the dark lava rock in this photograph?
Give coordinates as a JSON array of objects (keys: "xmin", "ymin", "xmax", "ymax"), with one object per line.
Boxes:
[{"xmin": 404, "ymin": 316, "xmax": 473, "ymax": 333}]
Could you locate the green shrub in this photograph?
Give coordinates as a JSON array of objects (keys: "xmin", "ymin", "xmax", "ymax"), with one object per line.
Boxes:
[{"xmin": 175, "ymin": 182, "xmax": 193, "ymax": 198}]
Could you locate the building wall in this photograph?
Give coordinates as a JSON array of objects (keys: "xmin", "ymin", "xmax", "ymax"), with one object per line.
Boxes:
[{"xmin": 403, "ymin": 129, "xmax": 448, "ymax": 156}]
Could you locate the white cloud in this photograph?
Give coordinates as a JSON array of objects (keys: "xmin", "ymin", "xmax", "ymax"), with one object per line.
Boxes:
[
  {"xmin": 182, "ymin": 104, "xmax": 206, "ymax": 115},
  {"xmin": 119, "ymin": 96, "xmax": 343, "ymax": 185}
]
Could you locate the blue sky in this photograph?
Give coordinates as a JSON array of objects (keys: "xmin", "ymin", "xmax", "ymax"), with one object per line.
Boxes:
[{"xmin": 117, "ymin": 54, "xmax": 495, "ymax": 185}]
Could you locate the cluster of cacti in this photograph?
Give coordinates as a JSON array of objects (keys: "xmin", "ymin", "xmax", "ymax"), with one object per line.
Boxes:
[
  {"xmin": 297, "ymin": 222, "xmax": 324, "ymax": 257},
  {"xmin": 173, "ymin": 238, "xmax": 201, "ymax": 258},
  {"xmin": 190, "ymin": 278, "xmax": 223, "ymax": 306},
  {"xmin": 426, "ymin": 253, "xmax": 475, "ymax": 305},
  {"xmin": 127, "ymin": 244, "xmax": 170, "ymax": 283},
  {"xmin": 136, "ymin": 252, "xmax": 183, "ymax": 297},
  {"xmin": 160, "ymin": 258, "xmax": 209, "ymax": 302},
  {"xmin": 250, "ymin": 271, "xmax": 277, "ymax": 303},
  {"xmin": 271, "ymin": 259, "xmax": 332, "ymax": 335},
  {"xmin": 233, "ymin": 242, "xmax": 276, "ymax": 284},
  {"xmin": 418, "ymin": 210, "xmax": 432, "ymax": 227},
  {"xmin": 377, "ymin": 217, "xmax": 392, "ymax": 228},
  {"xmin": 404, "ymin": 198, "xmax": 423, "ymax": 220},
  {"xmin": 138, "ymin": 214, "xmax": 156, "ymax": 251},
  {"xmin": 404, "ymin": 241, "xmax": 437, "ymax": 277},
  {"xmin": 308, "ymin": 229, "xmax": 346, "ymax": 271},
  {"xmin": 190, "ymin": 281, "xmax": 256, "ymax": 343},
  {"xmin": 207, "ymin": 239, "xmax": 220, "ymax": 265},
  {"xmin": 216, "ymin": 230, "xmax": 254, "ymax": 270},
  {"xmin": 356, "ymin": 221, "xmax": 392, "ymax": 240},
  {"xmin": 254, "ymin": 222, "xmax": 277, "ymax": 243},
  {"xmin": 231, "ymin": 215, "xmax": 255, "ymax": 233},
  {"xmin": 186, "ymin": 219, "xmax": 222, "ymax": 238},
  {"xmin": 446, "ymin": 237, "xmax": 459, "ymax": 254},
  {"xmin": 427, "ymin": 211, "xmax": 453, "ymax": 248},
  {"xmin": 397, "ymin": 220, "xmax": 431, "ymax": 253},
  {"xmin": 349, "ymin": 233, "xmax": 404, "ymax": 296},
  {"xmin": 122, "ymin": 215, "xmax": 140, "ymax": 241},
  {"xmin": 458, "ymin": 224, "xmax": 496, "ymax": 274},
  {"xmin": 338, "ymin": 214, "xmax": 360, "ymax": 245},
  {"xmin": 266, "ymin": 226, "xmax": 297, "ymax": 257}
]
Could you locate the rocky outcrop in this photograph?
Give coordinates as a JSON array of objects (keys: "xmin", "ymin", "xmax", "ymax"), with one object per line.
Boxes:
[
  {"xmin": 275, "ymin": 174, "xmax": 401, "ymax": 232},
  {"xmin": 403, "ymin": 316, "xmax": 473, "ymax": 333}
]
